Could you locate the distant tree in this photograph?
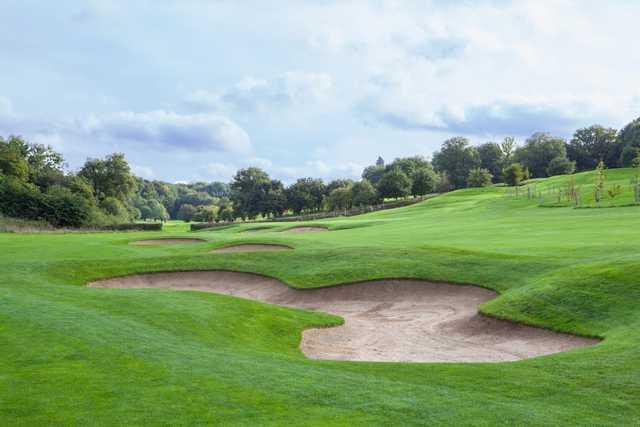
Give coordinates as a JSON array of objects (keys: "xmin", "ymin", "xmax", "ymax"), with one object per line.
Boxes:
[
  {"xmin": 0, "ymin": 136, "xmax": 29, "ymax": 180},
  {"xmin": 193, "ymin": 205, "xmax": 218, "ymax": 222},
  {"xmin": 263, "ymin": 179, "xmax": 287, "ymax": 217},
  {"xmin": 79, "ymin": 153, "xmax": 136, "ymax": 201},
  {"xmin": 100, "ymin": 197, "xmax": 129, "ymax": 218},
  {"xmin": 547, "ymin": 157, "xmax": 575, "ymax": 176},
  {"xmin": 503, "ymin": 163, "xmax": 524, "ymax": 186},
  {"xmin": 567, "ymin": 125, "xmax": 619, "ymax": 171},
  {"xmin": 466, "ymin": 168, "xmax": 493, "ymax": 187},
  {"xmin": 351, "ymin": 180, "xmax": 380, "ymax": 206},
  {"xmin": 594, "ymin": 161, "xmax": 605, "ymax": 205},
  {"xmin": 361, "ymin": 164, "xmax": 385, "ymax": 185},
  {"xmin": 411, "ymin": 167, "xmax": 437, "ymax": 196},
  {"xmin": 326, "ymin": 178, "xmax": 354, "ymax": 194},
  {"xmin": 377, "ymin": 168, "xmax": 411, "ymax": 199},
  {"xmin": 432, "ymin": 137, "xmax": 481, "ymax": 189},
  {"xmin": 177, "ymin": 203, "xmax": 197, "ymax": 222},
  {"xmin": 500, "ymin": 136, "xmax": 516, "ymax": 163},
  {"xmin": 229, "ymin": 167, "xmax": 271, "ymax": 220},
  {"xmin": 285, "ymin": 178, "xmax": 326, "ymax": 214},
  {"xmin": 513, "ymin": 133, "xmax": 568, "ymax": 178},
  {"xmin": 148, "ymin": 199, "xmax": 169, "ymax": 221},
  {"xmin": 477, "ymin": 142, "xmax": 504, "ymax": 182},
  {"xmin": 620, "ymin": 146, "xmax": 640, "ymax": 167},
  {"xmin": 436, "ymin": 172, "xmax": 452, "ymax": 193},
  {"xmin": 386, "ymin": 156, "xmax": 431, "ymax": 178},
  {"xmin": 616, "ymin": 117, "xmax": 640, "ymax": 166},
  {"xmin": 327, "ymin": 185, "xmax": 353, "ymax": 210}
]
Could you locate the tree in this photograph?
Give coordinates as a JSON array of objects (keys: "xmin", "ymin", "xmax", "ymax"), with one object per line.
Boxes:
[
  {"xmin": 263, "ymin": 179, "xmax": 287, "ymax": 217},
  {"xmin": 386, "ymin": 156, "xmax": 431, "ymax": 178},
  {"xmin": 326, "ymin": 179, "xmax": 354, "ymax": 194},
  {"xmin": 503, "ymin": 163, "xmax": 524, "ymax": 186},
  {"xmin": 148, "ymin": 199, "xmax": 169, "ymax": 221},
  {"xmin": 0, "ymin": 136, "xmax": 29, "ymax": 180},
  {"xmin": 351, "ymin": 180, "xmax": 380, "ymax": 206},
  {"xmin": 79, "ymin": 153, "xmax": 136, "ymax": 201},
  {"xmin": 376, "ymin": 156, "xmax": 385, "ymax": 167},
  {"xmin": 218, "ymin": 205, "xmax": 235, "ymax": 222},
  {"xmin": 285, "ymin": 178, "xmax": 326, "ymax": 214},
  {"xmin": 411, "ymin": 167, "xmax": 437, "ymax": 196},
  {"xmin": 361, "ymin": 164, "xmax": 385, "ymax": 186},
  {"xmin": 620, "ymin": 146, "xmax": 640, "ymax": 167},
  {"xmin": 193, "ymin": 205, "xmax": 218, "ymax": 222},
  {"xmin": 229, "ymin": 167, "xmax": 271, "ymax": 220},
  {"xmin": 436, "ymin": 172, "xmax": 451, "ymax": 193},
  {"xmin": 377, "ymin": 168, "xmax": 411, "ymax": 199},
  {"xmin": 477, "ymin": 142, "xmax": 504, "ymax": 182},
  {"xmin": 177, "ymin": 203, "xmax": 198, "ymax": 222},
  {"xmin": 466, "ymin": 168, "xmax": 493, "ymax": 187},
  {"xmin": 567, "ymin": 125, "xmax": 619, "ymax": 171},
  {"xmin": 617, "ymin": 117, "xmax": 640, "ymax": 166},
  {"xmin": 432, "ymin": 137, "xmax": 481, "ymax": 189},
  {"xmin": 594, "ymin": 161, "xmax": 605, "ymax": 205},
  {"xmin": 327, "ymin": 186, "xmax": 353, "ymax": 210},
  {"xmin": 500, "ymin": 136, "xmax": 516, "ymax": 163},
  {"xmin": 547, "ymin": 157, "xmax": 575, "ymax": 176},
  {"xmin": 100, "ymin": 197, "xmax": 129, "ymax": 219},
  {"xmin": 513, "ymin": 133, "xmax": 568, "ymax": 178}
]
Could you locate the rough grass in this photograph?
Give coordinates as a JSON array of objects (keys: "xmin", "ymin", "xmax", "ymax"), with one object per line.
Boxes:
[{"xmin": 2, "ymin": 170, "xmax": 640, "ymax": 425}]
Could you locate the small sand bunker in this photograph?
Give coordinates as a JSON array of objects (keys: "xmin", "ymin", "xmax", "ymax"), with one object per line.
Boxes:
[
  {"xmin": 89, "ymin": 271, "xmax": 597, "ymax": 363},
  {"xmin": 284, "ymin": 226, "xmax": 328, "ymax": 233},
  {"xmin": 131, "ymin": 238, "xmax": 205, "ymax": 246},
  {"xmin": 211, "ymin": 244, "xmax": 292, "ymax": 253}
]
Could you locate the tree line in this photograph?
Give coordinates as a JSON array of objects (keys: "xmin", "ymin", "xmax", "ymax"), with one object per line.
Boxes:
[{"xmin": 1, "ymin": 116, "xmax": 639, "ymax": 227}]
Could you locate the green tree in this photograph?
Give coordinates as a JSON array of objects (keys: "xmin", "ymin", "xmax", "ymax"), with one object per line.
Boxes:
[
  {"xmin": 229, "ymin": 167, "xmax": 271, "ymax": 220},
  {"xmin": 361, "ymin": 164, "xmax": 385, "ymax": 185},
  {"xmin": 0, "ymin": 136, "xmax": 29, "ymax": 180},
  {"xmin": 411, "ymin": 167, "xmax": 437, "ymax": 196},
  {"xmin": 285, "ymin": 178, "xmax": 326, "ymax": 214},
  {"xmin": 567, "ymin": 125, "xmax": 619, "ymax": 170},
  {"xmin": 148, "ymin": 199, "xmax": 169, "ymax": 221},
  {"xmin": 377, "ymin": 168, "xmax": 411, "ymax": 199},
  {"xmin": 477, "ymin": 142, "xmax": 505, "ymax": 182},
  {"xmin": 466, "ymin": 168, "xmax": 493, "ymax": 187},
  {"xmin": 177, "ymin": 203, "xmax": 198, "ymax": 222},
  {"xmin": 594, "ymin": 161, "xmax": 605, "ymax": 205},
  {"xmin": 79, "ymin": 153, "xmax": 136, "ymax": 201},
  {"xmin": 514, "ymin": 133, "xmax": 568, "ymax": 178},
  {"xmin": 351, "ymin": 180, "xmax": 379, "ymax": 206},
  {"xmin": 500, "ymin": 136, "xmax": 516, "ymax": 163},
  {"xmin": 432, "ymin": 137, "xmax": 481, "ymax": 189},
  {"xmin": 547, "ymin": 157, "xmax": 576, "ymax": 176},
  {"xmin": 327, "ymin": 185, "xmax": 353, "ymax": 210},
  {"xmin": 616, "ymin": 117, "xmax": 640, "ymax": 166},
  {"xmin": 503, "ymin": 163, "xmax": 524, "ymax": 186}
]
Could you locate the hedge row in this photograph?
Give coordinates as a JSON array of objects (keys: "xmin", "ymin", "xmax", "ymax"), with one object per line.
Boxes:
[{"xmin": 99, "ymin": 223, "xmax": 163, "ymax": 231}]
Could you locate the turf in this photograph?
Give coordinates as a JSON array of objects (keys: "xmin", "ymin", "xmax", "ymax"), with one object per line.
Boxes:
[{"xmin": 1, "ymin": 168, "xmax": 640, "ymax": 425}]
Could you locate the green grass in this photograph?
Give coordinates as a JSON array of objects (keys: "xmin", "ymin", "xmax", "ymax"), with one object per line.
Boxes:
[{"xmin": 2, "ymin": 170, "xmax": 640, "ymax": 425}]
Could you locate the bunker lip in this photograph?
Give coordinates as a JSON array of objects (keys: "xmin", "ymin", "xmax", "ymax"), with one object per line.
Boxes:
[
  {"xmin": 211, "ymin": 244, "xmax": 292, "ymax": 253},
  {"xmin": 130, "ymin": 238, "xmax": 206, "ymax": 245},
  {"xmin": 88, "ymin": 270, "xmax": 598, "ymax": 363},
  {"xmin": 283, "ymin": 226, "xmax": 328, "ymax": 233}
]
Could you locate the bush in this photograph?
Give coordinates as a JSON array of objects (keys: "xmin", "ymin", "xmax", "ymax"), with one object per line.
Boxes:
[
  {"xmin": 99, "ymin": 223, "xmax": 162, "ymax": 231},
  {"xmin": 177, "ymin": 203, "xmax": 198, "ymax": 222},
  {"xmin": 466, "ymin": 168, "xmax": 493, "ymax": 188},
  {"xmin": 620, "ymin": 146, "xmax": 640, "ymax": 167},
  {"xmin": 352, "ymin": 180, "xmax": 380, "ymax": 206},
  {"xmin": 503, "ymin": 163, "xmax": 524, "ymax": 186},
  {"xmin": 547, "ymin": 157, "xmax": 576, "ymax": 176}
]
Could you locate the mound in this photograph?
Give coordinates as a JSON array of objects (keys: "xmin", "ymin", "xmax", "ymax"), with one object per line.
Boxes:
[
  {"xmin": 284, "ymin": 226, "xmax": 328, "ymax": 233},
  {"xmin": 131, "ymin": 238, "xmax": 205, "ymax": 245},
  {"xmin": 211, "ymin": 244, "xmax": 292, "ymax": 253},
  {"xmin": 89, "ymin": 271, "xmax": 597, "ymax": 362}
]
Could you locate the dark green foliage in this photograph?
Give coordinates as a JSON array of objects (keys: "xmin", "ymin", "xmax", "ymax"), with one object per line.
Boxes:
[
  {"xmin": 361, "ymin": 164, "xmax": 385, "ymax": 185},
  {"xmin": 177, "ymin": 203, "xmax": 198, "ymax": 222},
  {"xmin": 547, "ymin": 157, "xmax": 576, "ymax": 176},
  {"xmin": 326, "ymin": 185, "xmax": 353, "ymax": 210},
  {"xmin": 620, "ymin": 146, "xmax": 640, "ymax": 167},
  {"xmin": 466, "ymin": 168, "xmax": 493, "ymax": 187},
  {"xmin": 377, "ymin": 168, "xmax": 411, "ymax": 199},
  {"xmin": 567, "ymin": 125, "xmax": 619, "ymax": 170},
  {"xmin": 477, "ymin": 142, "xmax": 505, "ymax": 182},
  {"xmin": 285, "ymin": 177, "xmax": 326, "ymax": 214},
  {"xmin": 514, "ymin": 132, "xmax": 568, "ymax": 178},
  {"xmin": 351, "ymin": 179, "xmax": 380, "ymax": 206},
  {"xmin": 432, "ymin": 137, "xmax": 481, "ymax": 189},
  {"xmin": 326, "ymin": 179, "xmax": 354, "ymax": 193},
  {"xmin": 99, "ymin": 222, "xmax": 162, "ymax": 231},
  {"xmin": 411, "ymin": 167, "xmax": 437, "ymax": 196},
  {"xmin": 78, "ymin": 153, "xmax": 136, "ymax": 201}
]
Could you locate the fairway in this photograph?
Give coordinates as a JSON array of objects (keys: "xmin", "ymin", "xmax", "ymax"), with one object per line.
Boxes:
[{"xmin": 2, "ymin": 169, "xmax": 640, "ymax": 425}]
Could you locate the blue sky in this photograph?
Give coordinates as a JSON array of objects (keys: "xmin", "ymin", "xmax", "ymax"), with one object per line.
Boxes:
[{"xmin": 1, "ymin": 0, "xmax": 639, "ymax": 183}]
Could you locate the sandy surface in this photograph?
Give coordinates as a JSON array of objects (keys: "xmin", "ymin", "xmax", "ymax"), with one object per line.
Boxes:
[
  {"xmin": 211, "ymin": 244, "xmax": 292, "ymax": 253},
  {"xmin": 131, "ymin": 238, "xmax": 205, "ymax": 245},
  {"xmin": 89, "ymin": 271, "xmax": 598, "ymax": 362},
  {"xmin": 284, "ymin": 226, "xmax": 328, "ymax": 233}
]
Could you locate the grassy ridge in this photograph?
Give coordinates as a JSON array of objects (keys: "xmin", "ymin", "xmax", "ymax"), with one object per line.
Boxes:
[{"xmin": 2, "ymin": 169, "xmax": 640, "ymax": 424}]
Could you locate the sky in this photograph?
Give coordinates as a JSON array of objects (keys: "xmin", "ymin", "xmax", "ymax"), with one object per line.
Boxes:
[{"xmin": 1, "ymin": 0, "xmax": 639, "ymax": 183}]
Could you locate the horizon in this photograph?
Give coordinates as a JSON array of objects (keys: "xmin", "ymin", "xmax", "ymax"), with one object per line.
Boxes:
[{"xmin": 1, "ymin": 1, "xmax": 638, "ymax": 184}]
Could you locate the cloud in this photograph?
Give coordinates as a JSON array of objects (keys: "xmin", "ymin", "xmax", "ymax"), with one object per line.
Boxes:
[
  {"xmin": 83, "ymin": 110, "xmax": 251, "ymax": 153},
  {"xmin": 131, "ymin": 164, "xmax": 154, "ymax": 179},
  {"xmin": 186, "ymin": 71, "xmax": 333, "ymax": 113}
]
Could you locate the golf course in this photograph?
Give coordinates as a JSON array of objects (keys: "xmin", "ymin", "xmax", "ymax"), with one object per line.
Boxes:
[{"xmin": 2, "ymin": 168, "xmax": 639, "ymax": 425}]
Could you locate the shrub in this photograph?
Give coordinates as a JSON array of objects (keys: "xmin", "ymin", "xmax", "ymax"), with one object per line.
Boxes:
[
  {"xmin": 547, "ymin": 157, "xmax": 576, "ymax": 176},
  {"xmin": 466, "ymin": 168, "xmax": 493, "ymax": 188},
  {"xmin": 503, "ymin": 163, "xmax": 524, "ymax": 186}
]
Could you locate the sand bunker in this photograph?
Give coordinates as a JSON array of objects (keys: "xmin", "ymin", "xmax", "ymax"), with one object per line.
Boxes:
[
  {"xmin": 211, "ymin": 244, "xmax": 292, "ymax": 253},
  {"xmin": 284, "ymin": 226, "xmax": 328, "ymax": 233},
  {"xmin": 89, "ymin": 271, "xmax": 597, "ymax": 363},
  {"xmin": 131, "ymin": 238, "xmax": 205, "ymax": 245}
]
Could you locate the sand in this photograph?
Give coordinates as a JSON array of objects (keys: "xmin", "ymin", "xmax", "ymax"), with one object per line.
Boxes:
[
  {"xmin": 131, "ymin": 238, "xmax": 206, "ymax": 245},
  {"xmin": 284, "ymin": 226, "xmax": 328, "ymax": 233},
  {"xmin": 211, "ymin": 244, "xmax": 292, "ymax": 253},
  {"xmin": 88, "ymin": 271, "xmax": 598, "ymax": 363}
]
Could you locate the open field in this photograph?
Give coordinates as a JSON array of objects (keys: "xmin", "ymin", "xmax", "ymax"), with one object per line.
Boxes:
[{"xmin": 2, "ymin": 169, "xmax": 640, "ymax": 425}]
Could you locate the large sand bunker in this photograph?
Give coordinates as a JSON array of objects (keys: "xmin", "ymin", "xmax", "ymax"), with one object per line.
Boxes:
[
  {"xmin": 89, "ymin": 271, "xmax": 597, "ymax": 362},
  {"xmin": 131, "ymin": 238, "xmax": 205, "ymax": 245},
  {"xmin": 284, "ymin": 226, "xmax": 328, "ymax": 233},
  {"xmin": 211, "ymin": 244, "xmax": 292, "ymax": 253}
]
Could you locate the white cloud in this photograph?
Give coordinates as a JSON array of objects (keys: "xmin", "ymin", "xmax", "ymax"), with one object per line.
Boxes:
[
  {"xmin": 83, "ymin": 110, "xmax": 251, "ymax": 153},
  {"xmin": 186, "ymin": 71, "xmax": 333, "ymax": 113},
  {"xmin": 131, "ymin": 164, "xmax": 154, "ymax": 179}
]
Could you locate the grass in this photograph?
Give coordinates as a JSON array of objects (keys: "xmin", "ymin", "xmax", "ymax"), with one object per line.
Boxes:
[{"xmin": 2, "ymin": 169, "xmax": 640, "ymax": 425}]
